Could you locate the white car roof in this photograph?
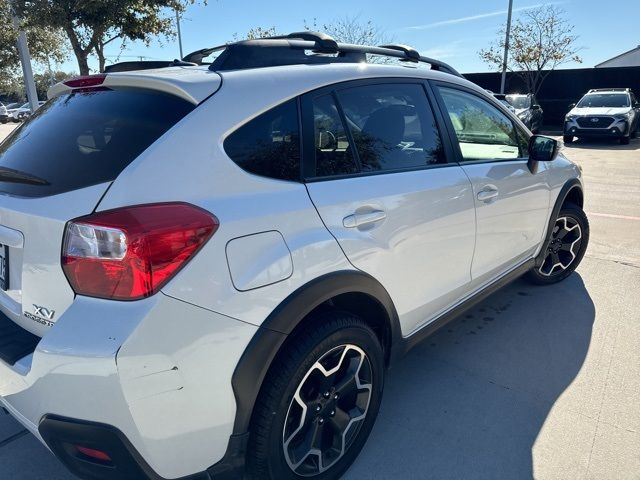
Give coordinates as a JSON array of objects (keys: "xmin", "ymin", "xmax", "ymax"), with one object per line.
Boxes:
[{"xmin": 48, "ymin": 62, "xmax": 481, "ymax": 106}]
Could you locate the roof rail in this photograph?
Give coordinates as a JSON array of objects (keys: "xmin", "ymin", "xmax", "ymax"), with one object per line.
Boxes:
[
  {"xmin": 587, "ymin": 88, "xmax": 630, "ymax": 93},
  {"xmin": 182, "ymin": 31, "xmax": 463, "ymax": 78},
  {"xmin": 104, "ymin": 59, "xmax": 196, "ymax": 73}
]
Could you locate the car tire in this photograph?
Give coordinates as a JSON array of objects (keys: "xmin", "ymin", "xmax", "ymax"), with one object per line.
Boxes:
[
  {"xmin": 563, "ymin": 135, "xmax": 573, "ymax": 144},
  {"xmin": 246, "ymin": 311, "xmax": 384, "ymax": 480},
  {"xmin": 620, "ymin": 136, "xmax": 630, "ymax": 145},
  {"xmin": 525, "ymin": 203, "xmax": 589, "ymax": 285}
]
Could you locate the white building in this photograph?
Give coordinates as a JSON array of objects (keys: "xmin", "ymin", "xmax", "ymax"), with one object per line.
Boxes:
[{"xmin": 595, "ymin": 46, "xmax": 640, "ymax": 68}]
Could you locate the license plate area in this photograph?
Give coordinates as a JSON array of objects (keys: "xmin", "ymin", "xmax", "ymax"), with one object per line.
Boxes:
[{"xmin": 0, "ymin": 244, "xmax": 8, "ymax": 291}]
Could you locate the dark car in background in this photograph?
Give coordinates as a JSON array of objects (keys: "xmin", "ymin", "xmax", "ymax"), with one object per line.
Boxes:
[{"xmin": 505, "ymin": 93, "xmax": 544, "ymax": 133}]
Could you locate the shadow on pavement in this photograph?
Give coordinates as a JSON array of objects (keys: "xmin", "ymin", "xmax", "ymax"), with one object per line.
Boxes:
[{"xmin": 347, "ymin": 273, "xmax": 595, "ymax": 480}]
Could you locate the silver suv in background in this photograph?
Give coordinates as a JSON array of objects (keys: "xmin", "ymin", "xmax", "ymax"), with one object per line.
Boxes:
[{"xmin": 564, "ymin": 88, "xmax": 640, "ymax": 145}]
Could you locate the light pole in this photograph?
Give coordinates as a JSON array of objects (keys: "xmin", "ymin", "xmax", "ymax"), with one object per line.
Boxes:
[
  {"xmin": 500, "ymin": 0, "xmax": 514, "ymax": 94},
  {"xmin": 175, "ymin": 9, "xmax": 184, "ymax": 59},
  {"xmin": 10, "ymin": 4, "xmax": 39, "ymax": 111}
]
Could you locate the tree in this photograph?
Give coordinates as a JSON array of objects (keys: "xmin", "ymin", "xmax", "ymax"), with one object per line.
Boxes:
[
  {"xmin": 34, "ymin": 70, "xmax": 74, "ymax": 99},
  {"xmin": 304, "ymin": 16, "xmax": 395, "ymax": 63},
  {"xmin": 14, "ymin": 1, "xmax": 205, "ymax": 75},
  {"xmin": 1, "ymin": 0, "xmax": 68, "ymax": 90},
  {"xmin": 232, "ymin": 26, "xmax": 279, "ymax": 42},
  {"xmin": 479, "ymin": 6, "xmax": 582, "ymax": 95},
  {"xmin": 304, "ymin": 16, "xmax": 393, "ymax": 48}
]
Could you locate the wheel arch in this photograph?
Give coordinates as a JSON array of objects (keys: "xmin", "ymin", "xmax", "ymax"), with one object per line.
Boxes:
[
  {"xmin": 537, "ymin": 178, "xmax": 584, "ymax": 267},
  {"xmin": 230, "ymin": 270, "xmax": 401, "ymax": 437}
]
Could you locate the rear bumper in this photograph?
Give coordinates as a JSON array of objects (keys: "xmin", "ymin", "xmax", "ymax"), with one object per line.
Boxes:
[{"xmin": 0, "ymin": 293, "xmax": 257, "ymax": 479}]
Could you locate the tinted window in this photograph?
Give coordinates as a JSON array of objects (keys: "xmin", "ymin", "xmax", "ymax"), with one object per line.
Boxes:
[
  {"xmin": 337, "ymin": 84, "xmax": 445, "ymax": 172},
  {"xmin": 439, "ymin": 87, "xmax": 522, "ymax": 162},
  {"xmin": 577, "ymin": 93, "xmax": 630, "ymax": 108},
  {"xmin": 0, "ymin": 89, "xmax": 194, "ymax": 197},
  {"xmin": 312, "ymin": 94, "xmax": 359, "ymax": 177},
  {"xmin": 224, "ymin": 99, "xmax": 301, "ymax": 181}
]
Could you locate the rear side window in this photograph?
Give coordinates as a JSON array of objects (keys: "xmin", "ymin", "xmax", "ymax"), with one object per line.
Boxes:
[
  {"xmin": 311, "ymin": 94, "xmax": 359, "ymax": 177},
  {"xmin": 336, "ymin": 83, "xmax": 445, "ymax": 171},
  {"xmin": 0, "ymin": 89, "xmax": 194, "ymax": 198},
  {"xmin": 224, "ymin": 100, "xmax": 301, "ymax": 182}
]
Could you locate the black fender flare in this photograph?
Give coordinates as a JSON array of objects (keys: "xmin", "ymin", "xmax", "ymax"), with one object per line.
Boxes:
[
  {"xmin": 537, "ymin": 178, "xmax": 583, "ymax": 266},
  {"xmin": 230, "ymin": 270, "xmax": 401, "ymax": 436}
]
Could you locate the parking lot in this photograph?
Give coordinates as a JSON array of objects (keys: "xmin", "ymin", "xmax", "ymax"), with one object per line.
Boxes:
[{"xmin": 0, "ymin": 123, "xmax": 639, "ymax": 479}]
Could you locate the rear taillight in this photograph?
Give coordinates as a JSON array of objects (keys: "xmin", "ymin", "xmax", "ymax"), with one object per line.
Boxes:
[{"xmin": 62, "ymin": 203, "xmax": 218, "ymax": 300}]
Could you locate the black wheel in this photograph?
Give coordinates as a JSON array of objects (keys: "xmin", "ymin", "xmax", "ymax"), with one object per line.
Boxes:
[
  {"xmin": 246, "ymin": 311, "xmax": 384, "ymax": 480},
  {"xmin": 620, "ymin": 136, "xmax": 630, "ymax": 145},
  {"xmin": 525, "ymin": 203, "xmax": 589, "ymax": 285},
  {"xmin": 563, "ymin": 135, "xmax": 573, "ymax": 144}
]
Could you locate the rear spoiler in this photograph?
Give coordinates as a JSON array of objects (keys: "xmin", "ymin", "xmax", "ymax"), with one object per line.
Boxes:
[{"xmin": 47, "ymin": 72, "xmax": 220, "ymax": 105}]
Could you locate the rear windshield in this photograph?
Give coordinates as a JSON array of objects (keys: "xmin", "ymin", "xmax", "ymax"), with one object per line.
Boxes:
[
  {"xmin": 0, "ymin": 88, "xmax": 194, "ymax": 197},
  {"xmin": 577, "ymin": 93, "xmax": 630, "ymax": 108}
]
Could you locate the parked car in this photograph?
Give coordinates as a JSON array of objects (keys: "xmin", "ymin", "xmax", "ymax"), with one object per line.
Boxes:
[
  {"xmin": 7, "ymin": 100, "xmax": 45, "ymax": 122},
  {"xmin": 564, "ymin": 88, "xmax": 640, "ymax": 145},
  {"xmin": 0, "ymin": 103, "xmax": 8, "ymax": 124},
  {"xmin": 505, "ymin": 93, "xmax": 543, "ymax": 133},
  {"xmin": 492, "ymin": 93, "xmax": 517, "ymax": 114},
  {"xmin": 0, "ymin": 32, "xmax": 588, "ymax": 480}
]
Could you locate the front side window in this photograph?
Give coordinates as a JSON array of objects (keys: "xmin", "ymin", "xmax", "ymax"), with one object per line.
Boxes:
[
  {"xmin": 336, "ymin": 83, "xmax": 445, "ymax": 172},
  {"xmin": 439, "ymin": 87, "xmax": 522, "ymax": 162},
  {"xmin": 224, "ymin": 99, "xmax": 301, "ymax": 181}
]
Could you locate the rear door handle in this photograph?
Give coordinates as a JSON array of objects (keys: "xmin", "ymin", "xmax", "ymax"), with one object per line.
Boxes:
[
  {"xmin": 477, "ymin": 186, "xmax": 499, "ymax": 202},
  {"xmin": 343, "ymin": 210, "xmax": 387, "ymax": 228}
]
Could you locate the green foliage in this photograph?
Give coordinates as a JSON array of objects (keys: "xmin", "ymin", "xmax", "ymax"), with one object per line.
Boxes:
[
  {"xmin": 13, "ymin": 0, "xmax": 205, "ymax": 74},
  {"xmin": 34, "ymin": 70, "xmax": 74, "ymax": 99},
  {"xmin": 479, "ymin": 6, "xmax": 582, "ymax": 94},
  {"xmin": 0, "ymin": 0, "xmax": 68, "ymax": 91}
]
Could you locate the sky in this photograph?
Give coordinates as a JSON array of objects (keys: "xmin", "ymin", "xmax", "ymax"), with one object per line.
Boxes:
[{"xmin": 55, "ymin": 0, "xmax": 640, "ymax": 75}]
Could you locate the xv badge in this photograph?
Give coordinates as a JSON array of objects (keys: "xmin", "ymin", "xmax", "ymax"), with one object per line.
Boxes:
[{"xmin": 33, "ymin": 304, "xmax": 55, "ymax": 320}]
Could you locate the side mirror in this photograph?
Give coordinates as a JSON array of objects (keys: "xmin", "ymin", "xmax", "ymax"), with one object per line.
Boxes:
[
  {"xmin": 568, "ymin": 103, "xmax": 576, "ymax": 110},
  {"xmin": 531, "ymin": 104, "xmax": 541, "ymax": 111},
  {"xmin": 529, "ymin": 135, "xmax": 559, "ymax": 162}
]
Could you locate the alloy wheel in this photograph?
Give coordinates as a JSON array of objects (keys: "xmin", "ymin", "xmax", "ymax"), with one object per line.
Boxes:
[
  {"xmin": 282, "ymin": 344, "xmax": 373, "ymax": 476},
  {"xmin": 538, "ymin": 216, "xmax": 582, "ymax": 277}
]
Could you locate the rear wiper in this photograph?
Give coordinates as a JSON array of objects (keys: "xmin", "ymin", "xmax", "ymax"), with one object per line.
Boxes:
[{"xmin": 0, "ymin": 167, "xmax": 50, "ymax": 186}]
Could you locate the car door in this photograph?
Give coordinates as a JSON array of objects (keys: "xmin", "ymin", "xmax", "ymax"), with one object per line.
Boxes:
[
  {"xmin": 302, "ymin": 80, "xmax": 476, "ymax": 335},
  {"xmin": 433, "ymin": 83, "xmax": 551, "ymax": 285}
]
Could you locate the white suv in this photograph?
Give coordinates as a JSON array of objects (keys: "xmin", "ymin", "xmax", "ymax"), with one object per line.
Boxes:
[
  {"xmin": 564, "ymin": 88, "xmax": 640, "ymax": 145},
  {"xmin": 0, "ymin": 32, "xmax": 588, "ymax": 480}
]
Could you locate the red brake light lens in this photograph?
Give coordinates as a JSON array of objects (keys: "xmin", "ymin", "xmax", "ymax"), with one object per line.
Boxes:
[
  {"xmin": 63, "ymin": 74, "xmax": 107, "ymax": 89},
  {"xmin": 75, "ymin": 446, "xmax": 112, "ymax": 463},
  {"xmin": 62, "ymin": 203, "xmax": 218, "ymax": 300}
]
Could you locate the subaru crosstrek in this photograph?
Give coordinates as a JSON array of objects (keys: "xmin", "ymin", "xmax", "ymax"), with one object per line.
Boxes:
[
  {"xmin": 0, "ymin": 32, "xmax": 588, "ymax": 480},
  {"xmin": 564, "ymin": 88, "xmax": 640, "ymax": 145}
]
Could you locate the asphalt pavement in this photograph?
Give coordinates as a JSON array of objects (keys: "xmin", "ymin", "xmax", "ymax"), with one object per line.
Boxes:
[{"xmin": 0, "ymin": 124, "xmax": 639, "ymax": 479}]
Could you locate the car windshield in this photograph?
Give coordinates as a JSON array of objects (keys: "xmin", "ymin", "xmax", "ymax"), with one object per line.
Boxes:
[
  {"xmin": 500, "ymin": 100, "xmax": 514, "ymax": 110},
  {"xmin": 577, "ymin": 93, "xmax": 630, "ymax": 108},
  {"xmin": 505, "ymin": 95, "xmax": 531, "ymax": 109}
]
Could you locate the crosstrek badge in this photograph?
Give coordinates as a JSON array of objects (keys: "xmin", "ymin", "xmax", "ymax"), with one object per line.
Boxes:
[{"xmin": 24, "ymin": 304, "xmax": 55, "ymax": 327}]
